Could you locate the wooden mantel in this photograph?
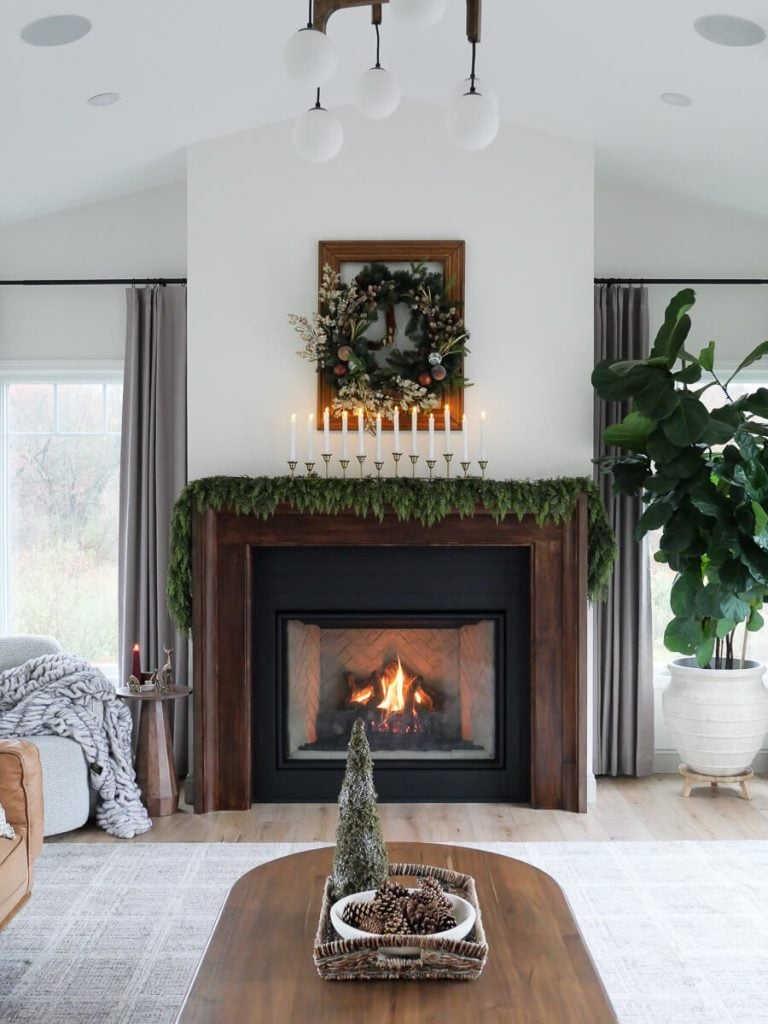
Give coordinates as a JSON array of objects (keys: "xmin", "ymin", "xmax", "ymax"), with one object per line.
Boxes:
[{"xmin": 192, "ymin": 499, "xmax": 589, "ymax": 813}]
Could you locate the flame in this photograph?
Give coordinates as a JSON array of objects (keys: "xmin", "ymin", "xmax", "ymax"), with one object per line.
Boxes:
[
  {"xmin": 349, "ymin": 684, "xmax": 375, "ymax": 705},
  {"xmin": 377, "ymin": 657, "xmax": 409, "ymax": 714}
]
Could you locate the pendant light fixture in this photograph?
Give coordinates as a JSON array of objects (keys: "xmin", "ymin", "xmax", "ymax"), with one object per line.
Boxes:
[
  {"xmin": 287, "ymin": 0, "xmax": 498, "ymax": 161},
  {"xmin": 283, "ymin": 0, "xmax": 338, "ymax": 85},
  {"xmin": 292, "ymin": 88, "xmax": 345, "ymax": 162},
  {"xmin": 355, "ymin": 11, "xmax": 400, "ymax": 120},
  {"xmin": 446, "ymin": 2, "xmax": 499, "ymax": 151}
]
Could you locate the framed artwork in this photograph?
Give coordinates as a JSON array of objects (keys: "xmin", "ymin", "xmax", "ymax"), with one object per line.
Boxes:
[{"xmin": 308, "ymin": 240, "xmax": 467, "ymax": 430}]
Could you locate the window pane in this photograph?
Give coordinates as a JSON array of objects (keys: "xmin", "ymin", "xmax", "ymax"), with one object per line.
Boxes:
[
  {"xmin": 7, "ymin": 383, "xmax": 54, "ymax": 433},
  {"xmin": 105, "ymin": 384, "xmax": 122, "ymax": 433},
  {"xmin": 56, "ymin": 383, "xmax": 104, "ymax": 433},
  {"xmin": 7, "ymin": 406, "xmax": 121, "ymax": 669}
]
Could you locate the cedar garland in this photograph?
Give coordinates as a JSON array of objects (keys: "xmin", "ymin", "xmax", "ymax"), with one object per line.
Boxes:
[{"xmin": 166, "ymin": 475, "xmax": 616, "ymax": 634}]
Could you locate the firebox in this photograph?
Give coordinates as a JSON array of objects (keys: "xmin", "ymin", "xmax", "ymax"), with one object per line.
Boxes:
[{"xmin": 251, "ymin": 545, "xmax": 530, "ymax": 802}]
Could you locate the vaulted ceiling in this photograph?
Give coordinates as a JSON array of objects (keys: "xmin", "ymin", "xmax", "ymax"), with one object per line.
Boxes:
[{"xmin": 2, "ymin": 0, "xmax": 768, "ymax": 221}]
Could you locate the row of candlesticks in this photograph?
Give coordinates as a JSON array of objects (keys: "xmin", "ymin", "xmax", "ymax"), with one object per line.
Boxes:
[{"xmin": 288, "ymin": 406, "xmax": 489, "ymax": 479}]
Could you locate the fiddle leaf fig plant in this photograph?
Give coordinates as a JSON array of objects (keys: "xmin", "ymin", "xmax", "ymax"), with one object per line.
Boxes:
[{"xmin": 593, "ymin": 288, "xmax": 768, "ymax": 669}]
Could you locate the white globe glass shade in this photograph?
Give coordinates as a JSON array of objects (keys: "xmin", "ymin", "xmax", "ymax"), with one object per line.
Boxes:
[
  {"xmin": 445, "ymin": 90, "xmax": 500, "ymax": 151},
  {"xmin": 389, "ymin": 0, "xmax": 447, "ymax": 30},
  {"xmin": 354, "ymin": 67, "xmax": 401, "ymax": 119},
  {"xmin": 452, "ymin": 76, "xmax": 499, "ymax": 111},
  {"xmin": 292, "ymin": 106, "xmax": 344, "ymax": 162},
  {"xmin": 283, "ymin": 28, "xmax": 337, "ymax": 86}
]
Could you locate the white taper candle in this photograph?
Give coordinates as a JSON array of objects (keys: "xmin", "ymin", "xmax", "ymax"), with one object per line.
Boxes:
[
  {"xmin": 480, "ymin": 410, "xmax": 487, "ymax": 461},
  {"xmin": 375, "ymin": 413, "xmax": 382, "ymax": 461},
  {"xmin": 462, "ymin": 414, "xmax": 469, "ymax": 461},
  {"xmin": 411, "ymin": 407, "xmax": 418, "ymax": 455},
  {"xmin": 341, "ymin": 411, "xmax": 349, "ymax": 459},
  {"xmin": 307, "ymin": 413, "xmax": 314, "ymax": 461},
  {"xmin": 428, "ymin": 414, "xmax": 435, "ymax": 460},
  {"xmin": 289, "ymin": 413, "xmax": 297, "ymax": 462},
  {"xmin": 357, "ymin": 408, "xmax": 365, "ymax": 456},
  {"xmin": 323, "ymin": 407, "xmax": 330, "ymax": 455},
  {"xmin": 444, "ymin": 404, "xmax": 452, "ymax": 454},
  {"xmin": 393, "ymin": 407, "xmax": 400, "ymax": 452}
]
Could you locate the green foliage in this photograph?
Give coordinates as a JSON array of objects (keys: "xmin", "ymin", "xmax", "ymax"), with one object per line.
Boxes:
[
  {"xmin": 166, "ymin": 475, "xmax": 616, "ymax": 633},
  {"xmin": 331, "ymin": 719, "xmax": 389, "ymax": 899},
  {"xmin": 593, "ymin": 289, "xmax": 768, "ymax": 668}
]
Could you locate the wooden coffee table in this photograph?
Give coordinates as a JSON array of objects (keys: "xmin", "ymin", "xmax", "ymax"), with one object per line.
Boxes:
[{"xmin": 177, "ymin": 842, "xmax": 616, "ymax": 1023}]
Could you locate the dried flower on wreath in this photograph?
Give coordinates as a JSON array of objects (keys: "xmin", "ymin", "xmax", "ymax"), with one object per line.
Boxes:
[{"xmin": 288, "ymin": 262, "xmax": 471, "ymax": 429}]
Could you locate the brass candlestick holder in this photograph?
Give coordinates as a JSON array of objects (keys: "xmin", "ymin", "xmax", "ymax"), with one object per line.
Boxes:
[
  {"xmin": 392, "ymin": 452, "xmax": 402, "ymax": 477},
  {"xmin": 443, "ymin": 452, "xmax": 454, "ymax": 479},
  {"xmin": 426, "ymin": 458, "xmax": 437, "ymax": 480},
  {"xmin": 460, "ymin": 460, "xmax": 471, "ymax": 478},
  {"xmin": 339, "ymin": 458, "xmax": 350, "ymax": 480},
  {"xmin": 321, "ymin": 453, "xmax": 332, "ymax": 478},
  {"xmin": 305, "ymin": 462, "xmax": 316, "ymax": 477},
  {"xmin": 356, "ymin": 455, "xmax": 367, "ymax": 479},
  {"xmin": 409, "ymin": 454, "xmax": 419, "ymax": 478},
  {"xmin": 374, "ymin": 460, "xmax": 384, "ymax": 479},
  {"xmin": 287, "ymin": 460, "xmax": 298, "ymax": 480},
  {"xmin": 478, "ymin": 460, "xmax": 489, "ymax": 479}
]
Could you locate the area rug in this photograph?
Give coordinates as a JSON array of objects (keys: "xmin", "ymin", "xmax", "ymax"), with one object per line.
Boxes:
[{"xmin": 1, "ymin": 841, "xmax": 767, "ymax": 1024}]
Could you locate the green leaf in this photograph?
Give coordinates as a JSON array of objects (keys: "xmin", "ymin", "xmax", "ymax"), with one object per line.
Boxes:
[
  {"xmin": 695, "ymin": 635, "xmax": 716, "ymax": 668},
  {"xmin": 592, "ymin": 359, "xmax": 639, "ymax": 401},
  {"xmin": 752, "ymin": 499, "xmax": 768, "ymax": 536},
  {"xmin": 673, "ymin": 362, "xmax": 702, "ymax": 385},
  {"xmin": 748, "ymin": 607, "xmax": 765, "ymax": 632},
  {"xmin": 647, "ymin": 430, "xmax": 683, "ymax": 463},
  {"xmin": 662, "ymin": 514, "xmax": 698, "ymax": 553},
  {"xmin": 651, "ymin": 289, "xmax": 696, "ymax": 363},
  {"xmin": 654, "ymin": 549, "xmax": 669, "ymax": 563},
  {"xmin": 670, "ymin": 573, "xmax": 700, "ymax": 617},
  {"xmin": 661, "ymin": 394, "xmax": 710, "ymax": 447},
  {"xmin": 644, "ymin": 474, "xmax": 676, "ymax": 495},
  {"xmin": 698, "ymin": 342, "xmax": 715, "ymax": 372},
  {"xmin": 665, "ymin": 448, "xmax": 704, "ymax": 480},
  {"xmin": 636, "ymin": 497, "xmax": 675, "ymax": 538},
  {"xmin": 741, "ymin": 387, "xmax": 768, "ymax": 420},
  {"xmin": 715, "ymin": 618, "xmax": 737, "ymax": 639},
  {"xmin": 702, "ymin": 409, "xmax": 737, "ymax": 445},
  {"xmin": 664, "ymin": 615, "xmax": 703, "ymax": 654},
  {"xmin": 603, "ymin": 412, "xmax": 656, "ymax": 453},
  {"xmin": 727, "ymin": 340, "xmax": 768, "ymax": 383},
  {"xmin": 632, "ymin": 369, "xmax": 680, "ymax": 420}
]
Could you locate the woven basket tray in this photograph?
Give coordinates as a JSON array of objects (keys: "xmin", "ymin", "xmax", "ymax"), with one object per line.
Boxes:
[{"xmin": 313, "ymin": 862, "xmax": 489, "ymax": 981}]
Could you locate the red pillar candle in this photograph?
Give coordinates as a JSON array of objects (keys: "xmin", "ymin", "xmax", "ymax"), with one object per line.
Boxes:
[{"xmin": 131, "ymin": 644, "xmax": 141, "ymax": 679}]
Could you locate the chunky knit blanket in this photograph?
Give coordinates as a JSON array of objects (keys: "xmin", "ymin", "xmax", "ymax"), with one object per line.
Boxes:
[{"xmin": 0, "ymin": 654, "xmax": 151, "ymax": 838}]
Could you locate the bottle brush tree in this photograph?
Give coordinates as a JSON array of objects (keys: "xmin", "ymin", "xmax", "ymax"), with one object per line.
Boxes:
[
  {"xmin": 593, "ymin": 287, "xmax": 768, "ymax": 669},
  {"xmin": 332, "ymin": 718, "xmax": 389, "ymax": 899}
]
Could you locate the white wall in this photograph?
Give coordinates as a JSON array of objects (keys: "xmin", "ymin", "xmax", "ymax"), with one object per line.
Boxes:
[
  {"xmin": 597, "ymin": 181, "xmax": 768, "ymax": 772},
  {"xmin": 596, "ymin": 183, "xmax": 768, "ymax": 368},
  {"xmin": 187, "ymin": 102, "xmax": 595, "ymax": 480},
  {"xmin": 0, "ymin": 183, "xmax": 187, "ymax": 362}
]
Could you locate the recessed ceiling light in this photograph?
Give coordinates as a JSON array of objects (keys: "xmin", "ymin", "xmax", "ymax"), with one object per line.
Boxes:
[
  {"xmin": 88, "ymin": 92, "xmax": 120, "ymax": 107},
  {"xmin": 20, "ymin": 14, "xmax": 92, "ymax": 47},
  {"xmin": 661, "ymin": 92, "xmax": 693, "ymax": 107},
  {"xmin": 694, "ymin": 14, "xmax": 766, "ymax": 47}
]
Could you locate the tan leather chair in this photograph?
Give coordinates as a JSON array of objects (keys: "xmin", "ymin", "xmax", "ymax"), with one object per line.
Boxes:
[{"xmin": 0, "ymin": 739, "xmax": 43, "ymax": 929}]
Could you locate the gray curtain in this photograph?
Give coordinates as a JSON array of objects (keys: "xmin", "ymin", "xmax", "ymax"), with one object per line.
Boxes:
[
  {"xmin": 594, "ymin": 284, "xmax": 654, "ymax": 776},
  {"xmin": 119, "ymin": 285, "xmax": 189, "ymax": 776}
]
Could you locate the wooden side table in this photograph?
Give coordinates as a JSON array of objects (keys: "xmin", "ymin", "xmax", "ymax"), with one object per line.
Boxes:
[{"xmin": 116, "ymin": 685, "xmax": 191, "ymax": 817}]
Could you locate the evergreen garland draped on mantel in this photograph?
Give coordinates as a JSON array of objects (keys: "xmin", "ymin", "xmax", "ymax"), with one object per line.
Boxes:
[{"xmin": 166, "ymin": 476, "xmax": 616, "ymax": 634}]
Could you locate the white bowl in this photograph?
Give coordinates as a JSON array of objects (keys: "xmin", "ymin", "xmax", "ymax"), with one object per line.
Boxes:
[{"xmin": 330, "ymin": 888, "xmax": 476, "ymax": 943}]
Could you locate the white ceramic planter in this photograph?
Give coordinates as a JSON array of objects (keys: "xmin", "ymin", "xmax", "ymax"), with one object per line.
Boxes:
[{"xmin": 662, "ymin": 658, "xmax": 768, "ymax": 775}]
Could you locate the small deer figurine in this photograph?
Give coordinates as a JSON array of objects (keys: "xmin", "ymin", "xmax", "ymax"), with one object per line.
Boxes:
[{"xmin": 160, "ymin": 647, "xmax": 174, "ymax": 691}]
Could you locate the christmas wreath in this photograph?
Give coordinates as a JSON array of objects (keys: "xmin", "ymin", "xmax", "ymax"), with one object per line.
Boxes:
[{"xmin": 289, "ymin": 262, "xmax": 470, "ymax": 426}]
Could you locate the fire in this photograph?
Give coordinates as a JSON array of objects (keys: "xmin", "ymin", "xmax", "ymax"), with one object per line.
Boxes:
[
  {"xmin": 346, "ymin": 655, "xmax": 436, "ymax": 731},
  {"xmin": 377, "ymin": 657, "xmax": 409, "ymax": 714}
]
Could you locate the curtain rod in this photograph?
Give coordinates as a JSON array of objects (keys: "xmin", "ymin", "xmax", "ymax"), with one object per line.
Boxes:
[
  {"xmin": 595, "ymin": 277, "xmax": 768, "ymax": 286},
  {"xmin": 0, "ymin": 277, "xmax": 187, "ymax": 286}
]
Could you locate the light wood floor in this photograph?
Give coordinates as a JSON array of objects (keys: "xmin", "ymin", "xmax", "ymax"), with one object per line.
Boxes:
[{"xmin": 51, "ymin": 774, "xmax": 768, "ymax": 844}]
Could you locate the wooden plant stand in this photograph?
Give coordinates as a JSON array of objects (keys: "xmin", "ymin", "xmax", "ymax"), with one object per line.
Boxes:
[
  {"xmin": 679, "ymin": 763, "xmax": 753, "ymax": 801},
  {"xmin": 117, "ymin": 685, "xmax": 191, "ymax": 816}
]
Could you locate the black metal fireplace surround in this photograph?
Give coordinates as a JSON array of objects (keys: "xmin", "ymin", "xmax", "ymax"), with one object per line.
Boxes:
[{"xmin": 251, "ymin": 545, "xmax": 530, "ymax": 802}]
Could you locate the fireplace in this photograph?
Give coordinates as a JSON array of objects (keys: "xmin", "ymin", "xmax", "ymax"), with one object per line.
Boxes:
[
  {"xmin": 192, "ymin": 500, "xmax": 588, "ymax": 812},
  {"xmin": 251, "ymin": 544, "xmax": 528, "ymax": 800},
  {"xmin": 284, "ymin": 615, "xmax": 498, "ymax": 758}
]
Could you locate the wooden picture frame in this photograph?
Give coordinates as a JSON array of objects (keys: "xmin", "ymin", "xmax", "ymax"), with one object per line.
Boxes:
[{"xmin": 316, "ymin": 240, "xmax": 467, "ymax": 430}]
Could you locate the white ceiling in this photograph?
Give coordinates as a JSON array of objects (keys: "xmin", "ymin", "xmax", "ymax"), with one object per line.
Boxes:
[{"xmin": 2, "ymin": 0, "xmax": 768, "ymax": 222}]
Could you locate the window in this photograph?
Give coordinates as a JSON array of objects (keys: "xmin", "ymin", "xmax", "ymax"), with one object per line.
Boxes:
[
  {"xmin": 651, "ymin": 373, "xmax": 768, "ymax": 677},
  {"xmin": 0, "ymin": 368, "xmax": 123, "ymax": 682}
]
